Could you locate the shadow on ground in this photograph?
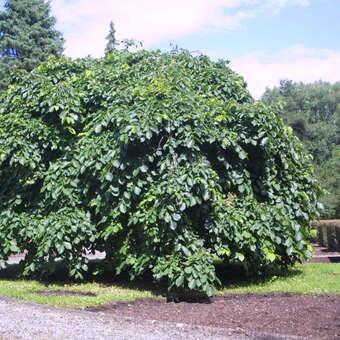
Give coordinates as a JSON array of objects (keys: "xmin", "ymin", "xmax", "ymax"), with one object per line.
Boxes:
[{"xmin": 0, "ymin": 259, "xmax": 303, "ymax": 302}]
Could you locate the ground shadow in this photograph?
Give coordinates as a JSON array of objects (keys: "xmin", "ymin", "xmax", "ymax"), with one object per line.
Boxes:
[
  {"xmin": 0, "ymin": 259, "xmax": 168, "ymax": 299},
  {"xmin": 215, "ymin": 261, "xmax": 303, "ymax": 289},
  {"xmin": 0, "ymin": 259, "xmax": 304, "ymax": 302}
]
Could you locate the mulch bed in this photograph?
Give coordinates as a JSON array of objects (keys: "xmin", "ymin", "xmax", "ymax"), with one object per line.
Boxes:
[{"xmin": 87, "ymin": 293, "xmax": 340, "ymax": 339}]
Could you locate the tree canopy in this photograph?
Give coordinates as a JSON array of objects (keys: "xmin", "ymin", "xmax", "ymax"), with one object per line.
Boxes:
[
  {"xmin": 0, "ymin": 0, "xmax": 64, "ymax": 93},
  {"xmin": 0, "ymin": 50, "xmax": 321, "ymax": 295},
  {"xmin": 262, "ymin": 80, "xmax": 340, "ymax": 218}
]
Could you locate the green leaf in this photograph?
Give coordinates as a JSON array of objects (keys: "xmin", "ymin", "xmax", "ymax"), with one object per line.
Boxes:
[
  {"xmin": 175, "ymin": 275, "xmax": 184, "ymax": 287},
  {"xmin": 9, "ymin": 244, "xmax": 20, "ymax": 253},
  {"xmin": 119, "ymin": 203, "xmax": 127, "ymax": 213},
  {"xmin": 140, "ymin": 165, "xmax": 148, "ymax": 173},
  {"xmin": 57, "ymin": 244, "xmax": 65, "ymax": 254},
  {"xmin": 239, "ymin": 150, "xmax": 247, "ymax": 160},
  {"xmin": 134, "ymin": 186, "xmax": 141, "ymax": 195},
  {"xmin": 189, "ymin": 196, "xmax": 196, "ymax": 206},
  {"xmin": 169, "ymin": 220, "xmax": 177, "ymax": 230},
  {"xmin": 188, "ymin": 278, "xmax": 195, "ymax": 290},
  {"xmin": 267, "ymin": 253, "xmax": 276, "ymax": 262},
  {"xmin": 95, "ymin": 125, "xmax": 102, "ymax": 134},
  {"xmin": 261, "ymin": 137, "xmax": 269, "ymax": 146},
  {"xmin": 64, "ymin": 242, "xmax": 72, "ymax": 250},
  {"xmin": 296, "ymin": 232, "xmax": 302, "ymax": 241},
  {"xmin": 172, "ymin": 213, "xmax": 181, "ymax": 221},
  {"xmin": 113, "ymin": 160, "xmax": 120, "ymax": 168},
  {"xmin": 124, "ymin": 191, "xmax": 131, "ymax": 199},
  {"xmin": 164, "ymin": 213, "xmax": 171, "ymax": 223},
  {"xmin": 187, "ymin": 140, "xmax": 194, "ymax": 148},
  {"xmin": 184, "ymin": 267, "xmax": 192, "ymax": 274},
  {"xmin": 237, "ymin": 253, "xmax": 245, "ymax": 262},
  {"xmin": 203, "ymin": 190, "xmax": 210, "ymax": 201},
  {"xmin": 105, "ymin": 172, "xmax": 113, "ymax": 181},
  {"xmin": 206, "ymin": 285, "xmax": 214, "ymax": 297},
  {"xmin": 133, "ymin": 168, "xmax": 140, "ymax": 177},
  {"xmin": 181, "ymin": 246, "xmax": 191, "ymax": 257}
]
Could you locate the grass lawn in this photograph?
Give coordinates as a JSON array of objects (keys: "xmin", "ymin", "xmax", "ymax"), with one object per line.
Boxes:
[
  {"xmin": 0, "ymin": 262, "xmax": 339, "ymax": 309},
  {"xmin": 219, "ymin": 263, "xmax": 340, "ymax": 295}
]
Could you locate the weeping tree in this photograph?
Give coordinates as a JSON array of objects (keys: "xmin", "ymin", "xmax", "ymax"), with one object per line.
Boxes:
[{"xmin": 0, "ymin": 49, "xmax": 321, "ymax": 295}]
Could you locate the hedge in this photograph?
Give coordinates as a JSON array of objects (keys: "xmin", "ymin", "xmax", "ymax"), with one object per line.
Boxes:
[{"xmin": 311, "ymin": 220, "xmax": 340, "ymax": 251}]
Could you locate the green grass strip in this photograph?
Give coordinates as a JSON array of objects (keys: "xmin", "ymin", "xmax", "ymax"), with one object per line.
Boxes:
[{"xmin": 220, "ymin": 263, "xmax": 340, "ymax": 295}]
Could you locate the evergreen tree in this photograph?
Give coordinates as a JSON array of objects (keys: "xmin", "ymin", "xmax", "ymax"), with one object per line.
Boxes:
[
  {"xmin": 105, "ymin": 21, "xmax": 118, "ymax": 54},
  {"xmin": 0, "ymin": 0, "xmax": 64, "ymax": 93}
]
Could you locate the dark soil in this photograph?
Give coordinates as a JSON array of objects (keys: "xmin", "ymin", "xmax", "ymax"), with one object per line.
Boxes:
[{"xmin": 87, "ymin": 293, "xmax": 340, "ymax": 339}]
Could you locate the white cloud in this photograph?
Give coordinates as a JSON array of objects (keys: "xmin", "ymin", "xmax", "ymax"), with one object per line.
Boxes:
[
  {"xmin": 230, "ymin": 45, "xmax": 340, "ymax": 99},
  {"xmin": 48, "ymin": 1, "xmax": 339, "ymax": 100},
  {"xmin": 50, "ymin": 0, "xmax": 310, "ymax": 58}
]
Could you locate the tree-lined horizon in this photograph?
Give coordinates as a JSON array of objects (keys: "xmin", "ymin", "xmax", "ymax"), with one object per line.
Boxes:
[{"xmin": 262, "ymin": 80, "xmax": 340, "ymax": 219}]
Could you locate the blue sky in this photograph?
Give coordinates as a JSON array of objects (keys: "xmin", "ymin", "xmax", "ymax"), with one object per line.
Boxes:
[{"xmin": 4, "ymin": 0, "xmax": 340, "ymax": 98}]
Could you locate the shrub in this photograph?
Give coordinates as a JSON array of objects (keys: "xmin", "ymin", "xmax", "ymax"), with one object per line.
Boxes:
[{"xmin": 0, "ymin": 49, "xmax": 322, "ymax": 295}]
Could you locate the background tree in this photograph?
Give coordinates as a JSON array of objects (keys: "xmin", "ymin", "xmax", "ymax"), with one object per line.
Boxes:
[
  {"xmin": 105, "ymin": 21, "xmax": 118, "ymax": 54},
  {"xmin": 0, "ymin": 0, "xmax": 64, "ymax": 93},
  {"xmin": 262, "ymin": 80, "xmax": 340, "ymax": 218}
]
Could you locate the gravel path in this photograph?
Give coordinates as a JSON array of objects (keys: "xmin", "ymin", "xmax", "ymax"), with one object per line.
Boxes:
[{"xmin": 0, "ymin": 296, "xmax": 271, "ymax": 340}]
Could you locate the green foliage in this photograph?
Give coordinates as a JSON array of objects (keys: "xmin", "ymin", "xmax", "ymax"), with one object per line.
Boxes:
[
  {"xmin": 0, "ymin": 49, "xmax": 322, "ymax": 296},
  {"xmin": 0, "ymin": 0, "xmax": 64, "ymax": 93},
  {"xmin": 262, "ymin": 80, "xmax": 340, "ymax": 219},
  {"xmin": 314, "ymin": 158, "xmax": 340, "ymax": 219}
]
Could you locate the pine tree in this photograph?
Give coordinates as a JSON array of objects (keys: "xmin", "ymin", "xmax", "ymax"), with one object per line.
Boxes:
[
  {"xmin": 0, "ymin": 0, "xmax": 64, "ymax": 93},
  {"xmin": 105, "ymin": 21, "xmax": 118, "ymax": 54}
]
